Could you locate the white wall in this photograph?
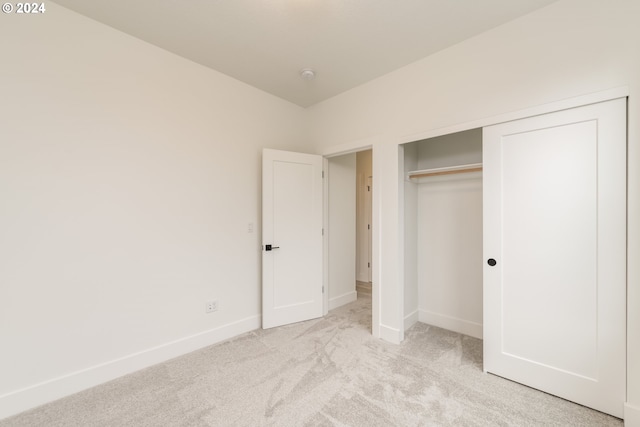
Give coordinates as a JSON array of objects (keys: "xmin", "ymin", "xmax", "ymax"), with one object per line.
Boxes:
[
  {"xmin": 0, "ymin": 3, "xmax": 306, "ymax": 418},
  {"xmin": 327, "ymin": 154, "xmax": 357, "ymax": 309},
  {"xmin": 3, "ymin": 0, "xmax": 640, "ymax": 422},
  {"xmin": 416, "ymin": 129, "xmax": 482, "ymax": 170},
  {"xmin": 416, "ymin": 173, "xmax": 482, "ymax": 338},
  {"xmin": 308, "ymin": 0, "xmax": 640, "ymax": 421}
]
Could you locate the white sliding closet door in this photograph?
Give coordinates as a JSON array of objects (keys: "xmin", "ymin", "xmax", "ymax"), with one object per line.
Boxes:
[{"xmin": 483, "ymin": 98, "xmax": 626, "ymax": 417}]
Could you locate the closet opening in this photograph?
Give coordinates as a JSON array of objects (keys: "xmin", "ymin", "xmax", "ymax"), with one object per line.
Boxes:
[
  {"xmin": 398, "ymin": 98, "xmax": 627, "ymax": 417},
  {"xmin": 402, "ymin": 128, "xmax": 483, "ymax": 339}
]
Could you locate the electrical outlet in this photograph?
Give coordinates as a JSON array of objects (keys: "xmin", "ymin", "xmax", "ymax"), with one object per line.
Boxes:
[{"xmin": 205, "ymin": 300, "xmax": 218, "ymax": 313}]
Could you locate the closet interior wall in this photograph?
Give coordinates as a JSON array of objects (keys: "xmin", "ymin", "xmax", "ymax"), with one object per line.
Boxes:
[{"xmin": 403, "ymin": 129, "xmax": 484, "ymax": 338}]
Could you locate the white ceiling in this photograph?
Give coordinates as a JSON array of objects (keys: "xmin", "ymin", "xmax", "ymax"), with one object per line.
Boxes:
[{"xmin": 52, "ymin": 0, "xmax": 558, "ymax": 107}]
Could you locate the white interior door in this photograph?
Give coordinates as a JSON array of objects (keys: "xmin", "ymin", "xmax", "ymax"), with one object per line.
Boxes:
[
  {"xmin": 483, "ymin": 98, "xmax": 627, "ymax": 417},
  {"xmin": 262, "ymin": 149, "xmax": 323, "ymax": 329}
]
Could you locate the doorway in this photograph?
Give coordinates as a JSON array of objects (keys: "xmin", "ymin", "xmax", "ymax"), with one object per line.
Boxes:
[
  {"xmin": 356, "ymin": 150, "xmax": 373, "ymax": 296},
  {"xmin": 326, "ymin": 149, "xmax": 373, "ymax": 330}
]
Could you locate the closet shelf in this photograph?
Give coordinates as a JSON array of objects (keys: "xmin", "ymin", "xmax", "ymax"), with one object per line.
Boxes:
[{"xmin": 408, "ymin": 163, "xmax": 482, "ymax": 179}]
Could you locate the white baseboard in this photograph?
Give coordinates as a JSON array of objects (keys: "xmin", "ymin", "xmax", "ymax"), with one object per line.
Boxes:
[
  {"xmin": 418, "ymin": 309, "xmax": 483, "ymax": 339},
  {"xmin": 329, "ymin": 290, "xmax": 357, "ymax": 310},
  {"xmin": 0, "ymin": 315, "xmax": 261, "ymax": 421},
  {"xmin": 404, "ymin": 310, "xmax": 419, "ymax": 330},
  {"xmin": 625, "ymin": 403, "xmax": 640, "ymax": 427},
  {"xmin": 379, "ymin": 323, "xmax": 402, "ymax": 344}
]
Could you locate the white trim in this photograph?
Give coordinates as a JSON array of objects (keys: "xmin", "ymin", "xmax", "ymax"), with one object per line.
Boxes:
[
  {"xmin": 397, "ymin": 143, "xmax": 407, "ymax": 343},
  {"xmin": 625, "ymin": 403, "xmax": 640, "ymax": 427},
  {"xmin": 371, "ymin": 145, "xmax": 381, "ymax": 340},
  {"xmin": 419, "ymin": 310, "xmax": 483, "ymax": 339},
  {"xmin": 404, "ymin": 309, "xmax": 419, "ymax": 330},
  {"xmin": 320, "ymin": 136, "xmax": 375, "ymax": 158},
  {"xmin": 379, "ymin": 323, "xmax": 402, "ymax": 344},
  {"xmin": 328, "ymin": 291, "xmax": 357, "ymax": 311},
  {"xmin": 399, "ymin": 86, "xmax": 629, "ymax": 145},
  {"xmin": 0, "ymin": 315, "xmax": 260, "ymax": 421},
  {"xmin": 322, "ymin": 157, "xmax": 330, "ymax": 316}
]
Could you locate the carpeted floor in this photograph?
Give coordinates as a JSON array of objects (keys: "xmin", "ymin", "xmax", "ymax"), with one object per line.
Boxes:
[{"xmin": 1, "ymin": 293, "xmax": 622, "ymax": 426}]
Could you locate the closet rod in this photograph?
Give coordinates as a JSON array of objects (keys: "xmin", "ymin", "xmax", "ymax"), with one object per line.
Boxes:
[{"xmin": 408, "ymin": 163, "xmax": 482, "ymax": 179}]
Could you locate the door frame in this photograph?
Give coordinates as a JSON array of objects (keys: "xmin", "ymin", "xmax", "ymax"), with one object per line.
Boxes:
[{"xmin": 366, "ymin": 175, "xmax": 373, "ymax": 283}]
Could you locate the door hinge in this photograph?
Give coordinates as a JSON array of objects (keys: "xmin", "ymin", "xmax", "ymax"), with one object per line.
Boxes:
[
  {"xmin": 322, "ymin": 285, "xmax": 325, "ymax": 293},
  {"xmin": 322, "ymin": 171, "xmax": 325, "ymax": 178},
  {"xmin": 368, "ymin": 262, "xmax": 370, "ymax": 268},
  {"xmin": 368, "ymin": 224, "xmax": 370, "ymax": 230},
  {"xmin": 367, "ymin": 185, "xmax": 370, "ymax": 191}
]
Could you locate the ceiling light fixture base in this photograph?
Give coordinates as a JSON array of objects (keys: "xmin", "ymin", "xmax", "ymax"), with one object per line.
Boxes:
[{"xmin": 300, "ymin": 68, "xmax": 316, "ymax": 81}]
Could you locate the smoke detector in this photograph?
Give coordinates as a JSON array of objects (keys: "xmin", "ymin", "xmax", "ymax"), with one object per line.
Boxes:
[{"xmin": 300, "ymin": 68, "xmax": 316, "ymax": 81}]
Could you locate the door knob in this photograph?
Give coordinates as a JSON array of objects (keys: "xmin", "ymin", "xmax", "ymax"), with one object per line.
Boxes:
[
  {"xmin": 265, "ymin": 244, "xmax": 280, "ymax": 251},
  {"xmin": 487, "ymin": 258, "xmax": 497, "ymax": 266}
]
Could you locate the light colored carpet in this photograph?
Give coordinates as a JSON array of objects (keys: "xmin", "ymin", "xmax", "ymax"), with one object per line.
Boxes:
[{"xmin": 1, "ymin": 294, "xmax": 622, "ymax": 426}]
